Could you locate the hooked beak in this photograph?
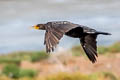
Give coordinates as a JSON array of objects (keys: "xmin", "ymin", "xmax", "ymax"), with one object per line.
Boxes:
[{"xmin": 32, "ymin": 25, "xmax": 39, "ymax": 30}]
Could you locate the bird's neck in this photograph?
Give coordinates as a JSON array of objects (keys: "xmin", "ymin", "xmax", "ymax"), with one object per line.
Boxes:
[
  {"xmin": 40, "ymin": 24, "xmax": 46, "ymax": 30},
  {"xmin": 41, "ymin": 26, "xmax": 45, "ymax": 30}
]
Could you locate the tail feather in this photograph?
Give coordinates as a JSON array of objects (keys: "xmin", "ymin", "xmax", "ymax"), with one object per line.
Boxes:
[{"xmin": 96, "ymin": 31, "xmax": 111, "ymax": 35}]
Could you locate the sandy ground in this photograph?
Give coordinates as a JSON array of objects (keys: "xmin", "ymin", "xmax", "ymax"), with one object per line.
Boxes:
[{"xmin": 20, "ymin": 52, "xmax": 120, "ymax": 77}]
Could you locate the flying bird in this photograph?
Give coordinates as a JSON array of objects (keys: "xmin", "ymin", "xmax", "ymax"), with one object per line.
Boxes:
[{"xmin": 33, "ymin": 21, "xmax": 111, "ymax": 63}]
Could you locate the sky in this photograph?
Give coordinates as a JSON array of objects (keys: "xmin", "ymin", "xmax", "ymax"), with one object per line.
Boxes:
[{"xmin": 0, "ymin": 0, "xmax": 120, "ymax": 53}]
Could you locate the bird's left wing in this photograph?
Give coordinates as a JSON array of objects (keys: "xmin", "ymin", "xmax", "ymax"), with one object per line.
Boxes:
[
  {"xmin": 44, "ymin": 21, "xmax": 79, "ymax": 53},
  {"xmin": 80, "ymin": 34, "xmax": 98, "ymax": 63},
  {"xmin": 44, "ymin": 27, "xmax": 63, "ymax": 53}
]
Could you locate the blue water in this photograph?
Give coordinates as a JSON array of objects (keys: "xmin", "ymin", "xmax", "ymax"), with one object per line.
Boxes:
[{"xmin": 0, "ymin": 0, "xmax": 120, "ymax": 53}]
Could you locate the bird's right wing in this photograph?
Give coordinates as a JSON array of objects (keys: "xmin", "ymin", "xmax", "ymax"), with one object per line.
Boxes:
[{"xmin": 80, "ymin": 34, "xmax": 98, "ymax": 63}]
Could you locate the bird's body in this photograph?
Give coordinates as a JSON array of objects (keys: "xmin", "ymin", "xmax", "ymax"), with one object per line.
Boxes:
[
  {"xmin": 65, "ymin": 26, "xmax": 84, "ymax": 38},
  {"xmin": 33, "ymin": 21, "xmax": 111, "ymax": 63}
]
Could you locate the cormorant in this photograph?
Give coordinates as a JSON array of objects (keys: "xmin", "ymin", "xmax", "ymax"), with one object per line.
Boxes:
[{"xmin": 33, "ymin": 21, "xmax": 111, "ymax": 63}]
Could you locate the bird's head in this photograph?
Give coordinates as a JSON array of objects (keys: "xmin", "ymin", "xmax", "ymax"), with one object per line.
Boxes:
[{"xmin": 32, "ymin": 24, "xmax": 45, "ymax": 30}]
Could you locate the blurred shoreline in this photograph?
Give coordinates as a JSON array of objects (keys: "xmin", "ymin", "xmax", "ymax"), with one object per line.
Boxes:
[{"xmin": 0, "ymin": 42, "xmax": 120, "ymax": 80}]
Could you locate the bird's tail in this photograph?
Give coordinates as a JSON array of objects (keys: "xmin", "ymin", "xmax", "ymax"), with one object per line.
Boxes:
[{"xmin": 96, "ymin": 31, "xmax": 111, "ymax": 35}]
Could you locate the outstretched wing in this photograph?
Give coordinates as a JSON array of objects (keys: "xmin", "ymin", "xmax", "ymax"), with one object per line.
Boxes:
[
  {"xmin": 80, "ymin": 34, "xmax": 98, "ymax": 63},
  {"xmin": 44, "ymin": 21, "xmax": 79, "ymax": 53},
  {"xmin": 44, "ymin": 28, "xmax": 63, "ymax": 53}
]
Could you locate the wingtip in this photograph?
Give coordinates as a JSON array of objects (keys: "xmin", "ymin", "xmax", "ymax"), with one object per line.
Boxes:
[{"xmin": 91, "ymin": 59, "xmax": 97, "ymax": 63}]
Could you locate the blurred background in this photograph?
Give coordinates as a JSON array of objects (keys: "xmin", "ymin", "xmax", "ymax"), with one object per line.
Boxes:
[{"xmin": 0, "ymin": 0, "xmax": 120, "ymax": 80}]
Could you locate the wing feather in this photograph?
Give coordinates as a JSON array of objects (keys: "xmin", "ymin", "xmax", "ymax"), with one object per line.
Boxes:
[
  {"xmin": 44, "ymin": 30, "xmax": 63, "ymax": 53},
  {"xmin": 83, "ymin": 46, "xmax": 96, "ymax": 62},
  {"xmin": 80, "ymin": 34, "xmax": 98, "ymax": 63},
  {"xmin": 44, "ymin": 21, "xmax": 80, "ymax": 53}
]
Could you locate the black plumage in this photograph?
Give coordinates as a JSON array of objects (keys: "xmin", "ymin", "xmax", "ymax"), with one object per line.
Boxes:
[{"xmin": 33, "ymin": 21, "xmax": 111, "ymax": 63}]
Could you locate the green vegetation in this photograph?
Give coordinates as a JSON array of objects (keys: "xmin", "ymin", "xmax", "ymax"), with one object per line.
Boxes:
[
  {"xmin": 0, "ymin": 72, "xmax": 118, "ymax": 80},
  {"xmin": 0, "ymin": 42, "xmax": 119, "ymax": 64},
  {"xmin": 44, "ymin": 72, "xmax": 96, "ymax": 80},
  {"xmin": 0, "ymin": 51, "xmax": 49, "ymax": 64},
  {"xmin": 30, "ymin": 51, "xmax": 49, "ymax": 62},
  {"xmin": 107, "ymin": 42, "xmax": 120, "ymax": 53},
  {"xmin": 97, "ymin": 46, "xmax": 109, "ymax": 54},
  {"xmin": 98, "ymin": 42, "xmax": 120, "ymax": 54},
  {"xmin": 71, "ymin": 45, "xmax": 85, "ymax": 56},
  {"xmin": 0, "ymin": 42, "xmax": 120, "ymax": 79},
  {"xmin": 19, "ymin": 69, "xmax": 37, "ymax": 78},
  {"xmin": 2, "ymin": 64, "xmax": 20, "ymax": 78},
  {"xmin": 100, "ymin": 72, "xmax": 117, "ymax": 80},
  {"xmin": 40, "ymin": 72, "xmax": 118, "ymax": 80},
  {"xmin": 0, "ymin": 58, "xmax": 21, "ymax": 65},
  {"xmin": 2, "ymin": 64, "xmax": 37, "ymax": 79},
  {"xmin": 0, "ymin": 51, "xmax": 48, "ymax": 79},
  {"xmin": 72, "ymin": 42, "xmax": 120, "ymax": 55},
  {"xmin": 0, "ymin": 71, "xmax": 119, "ymax": 80}
]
